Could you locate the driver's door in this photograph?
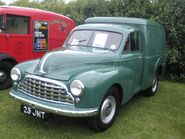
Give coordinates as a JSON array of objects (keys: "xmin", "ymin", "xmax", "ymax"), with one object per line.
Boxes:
[{"xmin": 120, "ymin": 31, "xmax": 143, "ymax": 95}]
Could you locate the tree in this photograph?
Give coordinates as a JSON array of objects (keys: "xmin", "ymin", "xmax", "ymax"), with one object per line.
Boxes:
[
  {"xmin": 40, "ymin": 0, "xmax": 65, "ymax": 14},
  {"xmin": 10, "ymin": 0, "xmax": 43, "ymax": 9},
  {"xmin": 123, "ymin": 0, "xmax": 153, "ymax": 18},
  {"xmin": 151, "ymin": 0, "xmax": 185, "ymax": 81},
  {"xmin": 0, "ymin": 1, "xmax": 5, "ymax": 5}
]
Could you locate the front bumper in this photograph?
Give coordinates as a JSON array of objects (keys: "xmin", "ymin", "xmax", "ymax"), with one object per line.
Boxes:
[{"xmin": 9, "ymin": 90, "xmax": 98, "ymax": 117}]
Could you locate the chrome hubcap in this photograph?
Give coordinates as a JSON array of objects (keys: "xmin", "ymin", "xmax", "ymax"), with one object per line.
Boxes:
[
  {"xmin": 152, "ymin": 76, "xmax": 157, "ymax": 93},
  {"xmin": 100, "ymin": 96, "xmax": 116, "ymax": 124},
  {"xmin": 0, "ymin": 70, "xmax": 7, "ymax": 83}
]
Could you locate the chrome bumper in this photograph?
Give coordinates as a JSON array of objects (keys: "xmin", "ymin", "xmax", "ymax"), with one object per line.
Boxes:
[{"xmin": 9, "ymin": 90, "xmax": 98, "ymax": 117}]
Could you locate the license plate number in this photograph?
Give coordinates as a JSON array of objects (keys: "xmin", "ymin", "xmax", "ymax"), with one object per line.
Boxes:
[{"xmin": 21, "ymin": 105, "xmax": 48, "ymax": 120}]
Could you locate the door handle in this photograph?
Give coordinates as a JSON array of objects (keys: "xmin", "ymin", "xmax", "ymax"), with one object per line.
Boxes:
[{"xmin": 138, "ymin": 56, "xmax": 143, "ymax": 60}]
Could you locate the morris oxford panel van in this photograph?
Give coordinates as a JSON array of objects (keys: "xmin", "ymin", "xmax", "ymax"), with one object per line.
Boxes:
[{"xmin": 9, "ymin": 17, "xmax": 166, "ymax": 132}]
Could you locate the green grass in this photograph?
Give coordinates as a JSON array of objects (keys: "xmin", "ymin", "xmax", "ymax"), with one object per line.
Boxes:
[{"xmin": 0, "ymin": 81, "xmax": 185, "ymax": 139}]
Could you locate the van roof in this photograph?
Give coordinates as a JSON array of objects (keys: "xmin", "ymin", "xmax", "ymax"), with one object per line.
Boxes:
[{"xmin": 85, "ymin": 17, "xmax": 162, "ymax": 27}]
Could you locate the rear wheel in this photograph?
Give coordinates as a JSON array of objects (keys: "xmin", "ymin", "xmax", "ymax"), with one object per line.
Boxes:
[
  {"xmin": 88, "ymin": 87, "xmax": 120, "ymax": 132},
  {"xmin": 144, "ymin": 74, "xmax": 158, "ymax": 96},
  {"xmin": 0, "ymin": 62, "xmax": 13, "ymax": 90}
]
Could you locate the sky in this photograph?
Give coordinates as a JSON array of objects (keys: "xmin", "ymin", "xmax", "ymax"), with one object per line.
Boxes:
[{"xmin": 1, "ymin": 0, "xmax": 71, "ymax": 5}]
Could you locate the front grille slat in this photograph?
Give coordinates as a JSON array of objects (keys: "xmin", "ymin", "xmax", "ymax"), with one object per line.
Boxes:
[
  {"xmin": 20, "ymin": 82, "xmax": 66, "ymax": 95},
  {"xmin": 18, "ymin": 75, "xmax": 74, "ymax": 104}
]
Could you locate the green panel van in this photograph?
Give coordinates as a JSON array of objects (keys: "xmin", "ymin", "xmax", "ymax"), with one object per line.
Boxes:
[{"xmin": 9, "ymin": 17, "xmax": 166, "ymax": 132}]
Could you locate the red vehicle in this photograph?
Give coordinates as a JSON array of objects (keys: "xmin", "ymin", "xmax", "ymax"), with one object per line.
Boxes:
[{"xmin": 0, "ymin": 6, "xmax": 76, "ymax": 89}]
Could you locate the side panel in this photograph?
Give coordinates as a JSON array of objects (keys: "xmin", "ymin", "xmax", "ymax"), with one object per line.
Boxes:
[
  {"xmin": 47, "ymin": 16, "xmax": 76, "ymax": 51},
  {"xmin": 6, "ymin": 34, "xmax": 31, "ymax": 63},
  {"xmin": 120, "ymin": 53, "xmax": 143, "ymax": 94},
  {"xmin": 142, "ymin": 25, "xmax": 166, "ymax": 89},
  {"xmin": 5, "ymin": 14, "xmax": 31, "ymax": 63},
  {"xmin": 48, "ymin": 18, "xmax": 69, "ymax": 51}
]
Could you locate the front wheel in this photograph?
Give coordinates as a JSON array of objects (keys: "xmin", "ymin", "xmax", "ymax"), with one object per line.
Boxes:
[
  {"xmin": 0, "ymin": 62, "xmax": 13, "ymax": 90},
  {"xmin": 144, "ymin": 74, "xmax": 158, "ymax": 96},
  {"xmin": 88, "ymin": 87, "xmax": 120, "ymax": 132}
]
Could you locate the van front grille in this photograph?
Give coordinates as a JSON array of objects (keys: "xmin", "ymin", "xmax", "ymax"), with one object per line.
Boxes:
[{"xmin": 18, "ymin": 75, "xmax": 74, "ymax": 104}]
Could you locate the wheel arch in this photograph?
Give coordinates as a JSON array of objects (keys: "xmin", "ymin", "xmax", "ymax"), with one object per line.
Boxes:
[
  {"xmin": 111, "ymin": 83, "xmax": 123, "ymax": 106},
  {"xmin": 0, "ymin": 53, "xmax": 17, "ymax": 66},
  {"xmin": 154, "ymin": 57, "xmax": 165, "ymax": 78}
]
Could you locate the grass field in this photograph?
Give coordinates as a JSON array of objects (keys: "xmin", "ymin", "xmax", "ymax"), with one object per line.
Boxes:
[{"xmin": 0, "ymin": 81, "xmax": 185, "ymax": 139}]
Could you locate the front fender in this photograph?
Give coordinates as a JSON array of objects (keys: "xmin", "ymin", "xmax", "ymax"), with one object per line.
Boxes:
[
  {"xmin": 70, "ymin": 66, "xmax": 135, "ymax": 108},
  {"xmin": 14, "ymin": 59, "xmax": 40, "ymax": 80}
]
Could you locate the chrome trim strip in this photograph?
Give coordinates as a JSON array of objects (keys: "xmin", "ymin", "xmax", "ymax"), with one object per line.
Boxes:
[
  {"xmin": 10, "ymin": 91, "xmax": 99, "ymax": 117},
  {"xmin": 39, "ymin": 53, "xmax": 52, "ymax": 74}
]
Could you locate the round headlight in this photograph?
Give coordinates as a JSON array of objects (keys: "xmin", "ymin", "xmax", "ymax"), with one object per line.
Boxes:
[
  {"xmin": 11, "ymin": 68, "xmax": 21, "ymax": 81},
  {"xmin": 70, "ymin": 80, "xmax": 85, "ymax": 96}
]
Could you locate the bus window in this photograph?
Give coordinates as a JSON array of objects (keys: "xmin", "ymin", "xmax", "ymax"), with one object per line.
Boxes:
[
  {"xmin": 0, "ymin": 15, "xmax": 4, "ymax": 33},
  {"xmin": 6, "ymin": 15, "xmax": 30, "ymax": 34}
]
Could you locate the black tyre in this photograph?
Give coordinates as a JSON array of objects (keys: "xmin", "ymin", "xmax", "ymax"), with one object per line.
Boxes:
[
  {"xmin": 88, "ymin": 87, "xmax": 120, "ymax": 132},
  {"xmin": 144, "ymin": 74, "xmax": 158, "ymax": 96},
  {"xmin": 0, "ymin": 62, "xmax": 13, "ymax": 90}
]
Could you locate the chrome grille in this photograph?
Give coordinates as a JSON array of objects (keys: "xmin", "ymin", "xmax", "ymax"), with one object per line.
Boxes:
[{"xmin": 18, "ymin": 75, "xmax": 74, "ymax": 104}]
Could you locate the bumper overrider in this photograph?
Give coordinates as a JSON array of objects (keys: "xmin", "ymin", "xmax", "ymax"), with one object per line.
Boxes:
[{"xmin": 9, "ymin": 90, "xmax": 98, "ymax": 117}]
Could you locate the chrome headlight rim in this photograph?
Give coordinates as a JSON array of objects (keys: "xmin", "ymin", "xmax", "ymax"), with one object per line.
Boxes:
[
  {"xmin": 11, "ymin": 67, "xmax": 21, "ymax": 81},
  {"xmin": 70, "ymin": 80, "xmax": 85, "ymax": 97}
]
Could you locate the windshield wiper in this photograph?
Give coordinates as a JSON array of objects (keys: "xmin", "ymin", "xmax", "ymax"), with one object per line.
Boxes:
[
  {"xmin": 78, "ymin": 39, "xmax": 87, "ymax": 43},
  {"xmin": 89, "ymin": 46, "xmax": 114, "ymax": 53},
  {"xmin": 66, "ymin": 39, "xmax": 87, "ymax": 47}
]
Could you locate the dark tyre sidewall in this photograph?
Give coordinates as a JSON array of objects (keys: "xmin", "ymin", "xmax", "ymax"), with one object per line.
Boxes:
[
  {"xmin": 0, "ymin": 62, "xmax": 13, "ymax": 89},
  {"xmin": 145, "ymin": 74, "xmax": 158, "ymax": 96}
]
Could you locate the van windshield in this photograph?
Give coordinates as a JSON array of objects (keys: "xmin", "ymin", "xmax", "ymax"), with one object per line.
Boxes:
[{"xmin": 66, "ymin": 30, "xmax": 122, "ymax": 53}]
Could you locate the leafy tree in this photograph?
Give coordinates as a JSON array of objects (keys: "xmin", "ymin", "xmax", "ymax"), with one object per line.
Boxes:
[
  {"xmin": 123, "ymin": 0, "xmax": 153, "ymax": 18},
  {"xmin": 40, "ymin": 0, "xmax": 65, "ymax": 14},
  {"xmin": 151, "ymin": 0, "xmax": 185, "ymax": 81},
  {"xmin": 10, "ymin": 0, "xmax": 43, "ymax": 9}
]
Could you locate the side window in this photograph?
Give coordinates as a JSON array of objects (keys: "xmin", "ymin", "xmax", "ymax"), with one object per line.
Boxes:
[
  {"xmin": 6, "ymin": 15, "xmax": 30, "ymax": 34},
  {"xmin": 124, "ymin": 32, "xmax": 139, "ymax": 52}
]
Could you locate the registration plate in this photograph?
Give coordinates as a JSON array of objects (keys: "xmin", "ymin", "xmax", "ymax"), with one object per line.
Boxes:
[{"xmin": 21, "ymin": 105, "xmax": 48, "ymax": 120}]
